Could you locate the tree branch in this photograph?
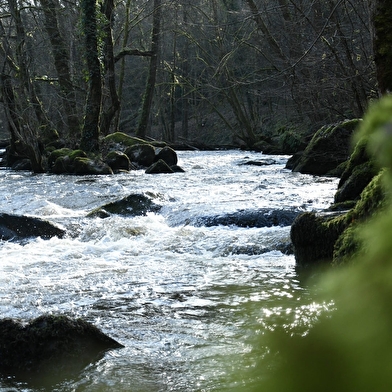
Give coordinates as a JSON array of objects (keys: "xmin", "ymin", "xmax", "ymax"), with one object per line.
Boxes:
[{"xmin": 114, "ymin": 48, "xmax": 154, "ymax": 63}]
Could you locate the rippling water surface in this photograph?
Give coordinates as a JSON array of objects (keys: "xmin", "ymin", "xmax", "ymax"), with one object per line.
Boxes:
[{"xmin": 0, "ymin": 150, "xmax": 338, "ymax": 391}]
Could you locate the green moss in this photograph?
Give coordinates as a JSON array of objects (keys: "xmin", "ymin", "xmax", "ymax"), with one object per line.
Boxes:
[
  {"xmin": 102, "ymin": 132, "xmax": 149, "ymax": 147},
  {"xmin": 331, "ymin": 171, "xmax": 387, "ymax": 265},
  {"xmin": 346, "ymin": 170, "xmax": 387, "ymax": 223},
  {"xmin": 333, "ymin": 225, "xmax": 361, "ymax": 265},
  {"xmin": 355, "ymin": 96, "xmax": 392, "ymax": 169},
  {"xmin": 69, "ymin": 149, "xmax": 88, "ymax": 160},
  {"xmin": 48, "ymin": 148, "xmax": 73, "ymax": 167}
]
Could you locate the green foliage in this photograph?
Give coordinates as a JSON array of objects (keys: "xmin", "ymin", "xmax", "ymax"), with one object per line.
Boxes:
[
  {"xmin": 355, "ymin": 96, "xmax": 392, "ymax": 170},
  {"xmin": 243, "ymin": 95, "xmax": 392, "ymax": 391}
]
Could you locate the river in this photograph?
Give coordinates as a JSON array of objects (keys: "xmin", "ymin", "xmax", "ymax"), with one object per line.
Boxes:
[{"xmin": 0, "ymin": 150, "xmax": 338, "ymax": 391}]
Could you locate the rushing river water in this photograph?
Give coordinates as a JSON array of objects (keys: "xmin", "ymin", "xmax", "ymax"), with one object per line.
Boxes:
[{"xmin": 0, "ymin": 150, "xmax": 338, "ymax": 391}]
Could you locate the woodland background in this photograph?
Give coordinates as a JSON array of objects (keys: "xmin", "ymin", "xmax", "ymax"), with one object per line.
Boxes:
[{"xmin": 0, "ymin": 0, "xmax": 380, "ymax": 154}]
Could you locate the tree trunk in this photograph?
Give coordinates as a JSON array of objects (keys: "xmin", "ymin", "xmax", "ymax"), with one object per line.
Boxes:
[
  {"xmin": 80, "ymin": 0, "xmax": 102, "ymax": 152},
  {"xmin": 372, "ymin": 0, "xmax": 392, "ymax": 94},
  {"xmin": 40, "ymin": 0, "xmax": 80, "ymax": 141},
  {"xmin": 136, "ymin": 0, "xmax": 161, "ymax": 138},
  {"xmin": 100, "ymin": 0, "xmax": 120, "ymax": 135}
]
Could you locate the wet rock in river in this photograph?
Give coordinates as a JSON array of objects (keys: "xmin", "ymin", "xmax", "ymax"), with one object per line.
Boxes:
[
  {"xmin": 125, "ymin": 143, "xmax": 156, "ymax": 167},
  {"xmin": 154, "ymin": 146, "xmax": 178, "ymax": 166},
  {"xmin": 87, "ymin": 193, "xmax": 162, "ymax": 218},
  {"xmin": 0, "ymin": 315, "xmax": 123, "ymax": 386},
  {"xmin": 0, "ymin": 213, "xmax": 65, "ymax": 241},
  {"xmin": 104, "ymin": 150, "xmax": 134, "ymax": 172},
  {"xmin": 193, "ymin": 208, "xmax": 300, "ymax": 228},
  {"xmin": 145, "ymin": 159, "xmax": 175, "ymax": 174}
]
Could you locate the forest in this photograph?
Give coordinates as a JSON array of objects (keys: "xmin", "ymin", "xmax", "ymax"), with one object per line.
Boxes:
[{"xmin": 0, "ymin": 0, "xmax": 388, "ymax": 172}]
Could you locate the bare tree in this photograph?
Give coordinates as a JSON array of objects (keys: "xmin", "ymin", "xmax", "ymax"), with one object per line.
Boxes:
[
  {"xmin": 136, "ymin": 0, "xmax": 161, "ymax": 138},
  {"xmin": 80, "ymin": 0, "xmax": 101, "ymax": 152}
]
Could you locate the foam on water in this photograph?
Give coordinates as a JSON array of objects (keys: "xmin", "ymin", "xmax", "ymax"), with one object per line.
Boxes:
[{"xmin": 0, "ymin": 150, "xmax": 338, "ymax": 391}]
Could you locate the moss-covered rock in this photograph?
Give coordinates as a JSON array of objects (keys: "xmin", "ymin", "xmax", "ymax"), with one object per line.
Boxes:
[
  {"xmin": 48, "ymin": 148, "xmax": 74, "ymax": 167},
  {"xmin": 102, "ymin": 132, "xmax": 149, "ymax": 147},
  {"xmin": 292, "ymin": 167, "xmax": 388, "ymax": 268},
  {"xmin": 292, "ymin": 119, "xmax": 359, "ymax": 175},
  {"xmin": 72, "ymin": 157, "xmax": 113, "ymax": 175},
  {"xmin": 334, "ymin": 161, "xmax": 379, "ymax": 203},
  {"xmin": 48, "ymin": 148, "xmax": 112, "ymax": 175},
  {"xmin": 291, "ymin": 211, "xmax": 346, "ymax": 268}
]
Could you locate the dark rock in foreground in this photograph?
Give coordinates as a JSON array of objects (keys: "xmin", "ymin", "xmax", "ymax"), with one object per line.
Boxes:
[
  {"xmin": 0, "ymin": 213, "xmax": 65, "ymax": 241},
  {"xmin": 0, "ymin": 315, "xmax": 123, "ymax": 386},
  {"xmin": 87, "ymin": 193, "xmax": 162, "ymax": 218},
  {"xmin": 193, "ymin": 208, "xmax": 300, "ymax": 228}
]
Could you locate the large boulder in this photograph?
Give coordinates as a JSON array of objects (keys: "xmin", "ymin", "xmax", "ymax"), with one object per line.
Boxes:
[
  {"xmin": 87, "ymin": 193, "xmax": 162, "ymax": 218},
  {"xmin": 0, "ymin": 213, "xmax": 65, "ymax": 241},
  {"xmin": 290, "ymin": 119, "xmax": 359, "ymax": 175},
  {"xmin": 145, "ymin": 159, "xmax": 175, "ymax": 174},
  {"xmin": 49, "ymin": 149, "xmax": 113, "ymax": 175},
  {"xmin": 125, "ymin": 143, "xmax": 156, "ymax": 167},
  {"xmin": 291, "ymin": 171, "xmax": 387, "ymax": 268},
  {"xmin": 154, "ymin": 146, "xmax": 178, "ymax": 166},
  {"xmin": 72, "ymin": 157, "xmax": 113, "ymax": 175},
  {"xmin": 334, "ymin": 137, "xmax": 378, "ymax": 204},
  {"xmin": 290, "ymin": 211, "xmax": 346, "ymax": 268},
  {"xmin": 0, "ymin": 315, "xmax": 123, "ymax": 385},
  {"xmin": 104, "ymin": 150, "xmax": 133, "ymax": 172}
]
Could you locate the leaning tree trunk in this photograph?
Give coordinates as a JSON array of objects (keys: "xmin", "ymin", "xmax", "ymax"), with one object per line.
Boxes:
[
  {"xmin": 136, "ymin": 0, "xmax": 161, "ymax": 138},
  {"xmin": 80, "ymin": 0, "xmax": 102, "ymax": 152},
  {"xmin": 372, "ymin": 0, "xmax": 392, "ymax": 94}
]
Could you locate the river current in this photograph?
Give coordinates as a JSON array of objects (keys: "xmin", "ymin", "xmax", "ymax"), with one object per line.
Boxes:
[{"xmin": 0, "ymin": 150, "xmax": 338, "ymax": 391}]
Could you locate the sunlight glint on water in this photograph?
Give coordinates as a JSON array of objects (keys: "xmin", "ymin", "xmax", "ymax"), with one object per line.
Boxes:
[{"xmin": 0, "ymin": 150, "xmax": 338, "ymax": 391}]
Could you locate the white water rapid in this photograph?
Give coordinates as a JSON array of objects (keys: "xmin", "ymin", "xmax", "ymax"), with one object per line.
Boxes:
[{"xmin": 0, "ymin": 150, "xmax": 338, "ymax": 391}]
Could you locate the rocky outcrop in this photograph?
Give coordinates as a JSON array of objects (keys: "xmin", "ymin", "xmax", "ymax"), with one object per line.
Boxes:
[
  {"xmin": 289, "ymin": 119, "xmax": 359, "ymax": 176},
  {"xmin": 0, "ymin": 315, "xmax": 123, "ymax": 385},
  {"xmin": 87, "ymin": 193, "xmax": 162, "ymax": 218},
  {"xmin": 103, "ymin": 132, "xmax": 181, "ymax": 170},
  {"xmin": 334, "ymin": 137, "xmax": 378, "ymax": 204},
  {"xmin": 290, "ymin": 211, "xmax": 346, "ymax": 268},
  {"xmin": 291, "ymin": 170, "xmax": 386, "ymax": 268},
  {"xmin": 48, "ymin": 148, "xmax": 113, "ymax": 175},
  {"xmin": 0, "ymin": 213, "xmax": 65, "ymax": 241}
]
